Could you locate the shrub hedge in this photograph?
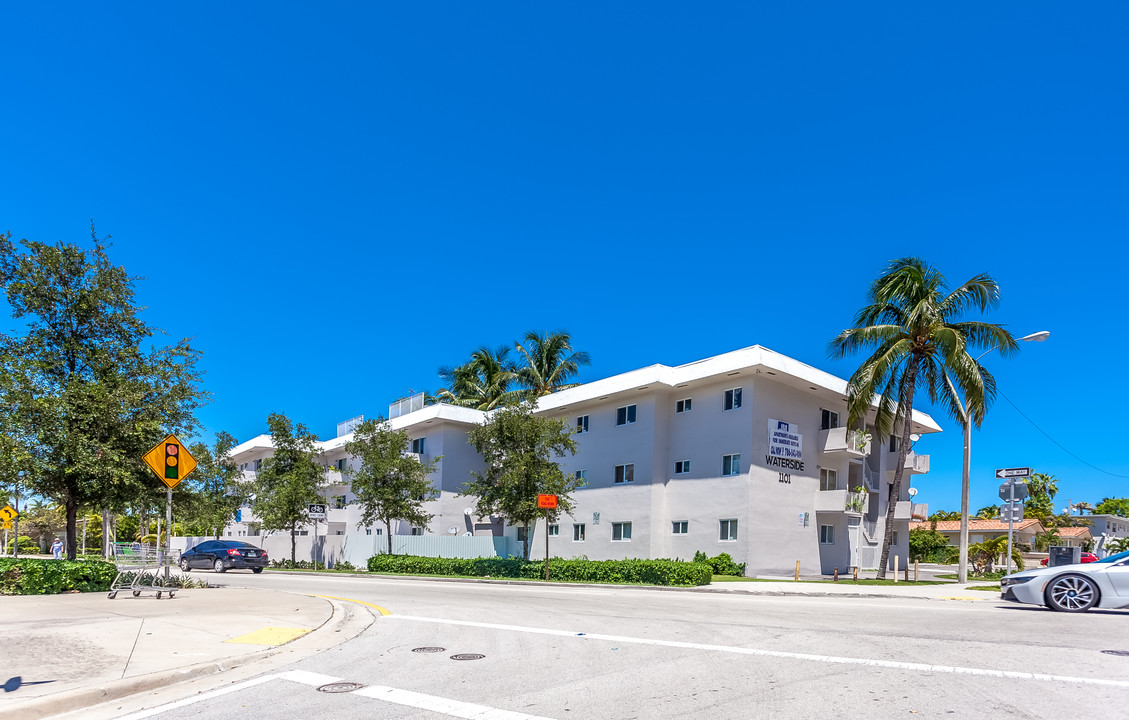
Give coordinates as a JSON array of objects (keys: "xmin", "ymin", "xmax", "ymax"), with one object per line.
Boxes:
[
  {"xmin": 366, "ymin": 555, "xmax": 712, "ymax": 586},
  {"xmin": 0, "ymin": 558, "xmax": 117, "ymax": 595}
]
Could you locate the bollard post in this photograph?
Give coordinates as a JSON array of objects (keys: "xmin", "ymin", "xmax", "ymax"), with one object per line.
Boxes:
[
  {"xmin": 914, "ymin": 560, "xmax": 919, "ymax": 582},
  {"xmin": 853, "ymin": 566, "xmax": 858, "ymax": 581},
  {"xmin": 893, "ymin": 555, "xmax": 899, "ymax": 583},
  {"xmin": 904, "ymin": 563, "xmax": 909, "ymax": 582},
  {"xmin": 834, "ymin": 567, "xmax": 839, "ymax": 582},
  {"xmin": 794, "ymin": 560, "xmax": 800, "ymax": 581}
]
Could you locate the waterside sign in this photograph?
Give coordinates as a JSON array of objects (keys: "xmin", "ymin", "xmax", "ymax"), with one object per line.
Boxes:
[{"xmin": 766, "ymin": 419, "xmax": 804, "ymax": 471}]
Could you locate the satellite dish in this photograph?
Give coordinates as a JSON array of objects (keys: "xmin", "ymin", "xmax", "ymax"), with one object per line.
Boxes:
[
  {"xmin": 907, "ymin": 488, "xmax": 918, "ymax": 497},
  {"xmin": 447, "ymin": 526, "xmax": 458, "ymax": 535},
  {"xmin": 910, "ymin": 434, "xmax": 921, "ymax": 442},
  {"xmin": 462, "ymin": 531, "xmax": 473, "ymax": 537},
  {"xmin": 464, "ymin": 508, "xmax": 474, "ymax": 516}
]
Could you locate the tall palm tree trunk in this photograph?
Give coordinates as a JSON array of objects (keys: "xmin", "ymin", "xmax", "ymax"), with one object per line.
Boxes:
[{"xmin": 877, "ymin": 365, "xmax": 917, "ymax": 579}]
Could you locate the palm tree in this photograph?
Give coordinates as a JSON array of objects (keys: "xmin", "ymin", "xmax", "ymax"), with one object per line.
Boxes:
[
  {"xmin": 514, "ymin": 331, "xmax": 591, "ymax": 397},
  {"xmin": 929, "ymin": 510, "xmax": 961, "ymax": 521},
  {"xmin": 1073, "ymin": 501, "xmax": 1094, "ymax": 516},
  {"xmin": 830, "ymin": 258, "xmax": 1016, "ymax": 579},
  {"xmin": 975, "ymin": 505, "xmax": 1000, "ymax": 520},
  {"xmin": 436, "ymin": 346, "xmax": 521, "ymax": 410}
]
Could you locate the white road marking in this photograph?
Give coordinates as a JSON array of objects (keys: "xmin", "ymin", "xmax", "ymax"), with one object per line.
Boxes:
[
  {"xmin": 387, "ymin": 614, "xmax": 1129, "ymax": 689},
  {"xmin": 111, "ymin": 671, "xmax": 554, "ymax": 720}
]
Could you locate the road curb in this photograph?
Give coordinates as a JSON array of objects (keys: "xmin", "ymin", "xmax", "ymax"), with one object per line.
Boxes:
[{"xmin": 6, "ymin": 593, "xmax": 345, "ymax": 720}]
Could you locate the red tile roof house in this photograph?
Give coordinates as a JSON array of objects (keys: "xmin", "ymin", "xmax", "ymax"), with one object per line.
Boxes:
[{"xmin": 910, "ymin": 519, "xmax": 1047, "ymax": 549}]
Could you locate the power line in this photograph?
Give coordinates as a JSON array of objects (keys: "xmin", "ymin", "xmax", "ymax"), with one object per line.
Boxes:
[{"xmin": 999, "ymin": 391, "xmax": 1129, "ymax": 479}]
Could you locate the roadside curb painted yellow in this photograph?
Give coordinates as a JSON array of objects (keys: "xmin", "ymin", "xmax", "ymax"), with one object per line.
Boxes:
[{"xmin": 225, "ymin": 627, "xmax": 312, "ymax": 645}]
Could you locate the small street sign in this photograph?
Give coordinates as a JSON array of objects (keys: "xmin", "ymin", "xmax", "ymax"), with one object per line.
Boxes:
[
  {"xmin": 998, "ymin": 481, "xmax": 1029, "ymax": 502},
  {"xmin": 999, "ymin": 501, "xmax": 1024, "ymax": 522},
  {"xmin": 995, "ymin": 467, "xmax": 1031, "ymax": 479},
  {"xmin": 143, "ymin": 434, "xmax": 198, "ymax": 489},
  {"xmin": 1, "ymin": 519, "xmax": 11, "ymax": 530},
  {"xmin": 537, "ymin": 494, "xmax": 558, "ymax": 509},
  {"xmin": 0, "ymin": 505, "xmax": 18, "ymax": 522},
  {"xmin": 308, "ymin": 503, "xmax": 327, "ymax": 520}
]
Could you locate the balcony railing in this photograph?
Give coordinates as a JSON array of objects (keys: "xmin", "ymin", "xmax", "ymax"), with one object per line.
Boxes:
[
  {"xmin": 814, "ymin": 489, "xmax": 870, "ymax": 515},
  {"xmin": 818, "ymin": 427, "xmax": 872, "ymax": 457},
  {"xmin": 886, "ymin": 451, "xmax": 930, "ymax": 475}
]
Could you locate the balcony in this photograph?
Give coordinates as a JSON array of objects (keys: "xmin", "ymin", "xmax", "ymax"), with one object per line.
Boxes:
[
  {"xmin": 818, "ymin": 427, "xmax": 872, "ymax": 457},
  {"xmin": 814, "ymin": 489, "xmax": 870, "ymax": 515},
  {"xmin": 893, "ymin": 501, "xmax": 912, "ymax": 520},
  {"xmin": 886, "ymin": 451, "xmax": 930, "ymax": 475}
]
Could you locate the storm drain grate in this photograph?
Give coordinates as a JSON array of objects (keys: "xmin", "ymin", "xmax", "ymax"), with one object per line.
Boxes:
[
  {"xmin": 412, "ymin": 646, "xmax": 446, "ymax": 653},
  {"xmin": 451, "ymin": 653, "xmax": 486, "ymax": 661},
  {"xmin": 1101, "ymin": 650, "xmax": 1129, "ymax": 657},
  {"xmin": 317, "ymin": 682, "xmax": 366, "ymax": 694}
]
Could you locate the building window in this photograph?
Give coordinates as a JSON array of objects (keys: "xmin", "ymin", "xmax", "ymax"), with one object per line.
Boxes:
[
  {"xmin": 819, "ymin": 468, "xmax": 838, "ymax": 492},
  {"xmin": 820, "ymin": 525, "xmax": 835, "ymax": 544},
  {"xmin": 820, "ymin": 409, "xmax": 839, "ymax": 430},
  {"xmin": 516, "ymin": 526, "xmax": 528, "ymax": 542},
  {"xmin": 719, "ymin": 519, "xmax": 738, "ymax": 541},
  {"xmin": 412, "ymin": 437, "xmax": 427, "ymax": 454},
  {"xmin": 614, "ymin": 463, "xmax": 635, "ymax": 484},
  {"xmin": 333, "ymin": 495, "xmax": 347, "ymax": 510},
  {"xmin": 410, "ymin": 527, "xmax": 423, "ymax": 536},
  {"xmin": 892, "ymin": 531, "xmax": 899, "ymax": 546},
  {"xmin": 375, "ymin": 528, "xmax": 383, "ymax": 536},
  {"xmin": 675, "ymin": 460, "xmax": 691, "ymax": 475},
  {"xmin": 573, "ymin": 523, "xmax": 586, "ymax": 541},
  {"xmin": 722, "ymin": 453, "xmax": 741, "ymax": 476},
  {"xmin": 612, "ymin": 522, "xmax": 632, "ymax": 541},
  {"xmin": 889, "ymin": 435, "xmax": 899, "ymax": 453},
  {"xmin": 254, "ymin": 459, "xmax": 262, "ymax": 472},
  {"xmin": 365, "ymin": 528, "xmax": 372, "ymax": 536},
  {"xmin": 548, "ymin": 524, "xmax": 559, "ymax": 537},
  {"xmin": 724, "ymin": 388, "xmax": 742, "ymax": 411},
  {"xmin": 575, "ymin": 469, "xmax": 588, "ymax": 487},
  {"xmin": 616, "ymin": 405, "xmax": 637, "ymax": 426},
  {"xmin": 336, "ymin": 458, "xmax": 347, "ymax": 472},
  {"xmin": 576, "ymin": 415, "xmax": 589, "ymax": 434},
  {"xmin": 672, "ymin": 520, "xmax": 688, "ymax": 535},
  {"xmin": 335, "ymin": 530, "xmax": 344, "ymax": 536},
  {"xmin": 676, "ymin": 398, "xmax": 692, "ymax": 413}
]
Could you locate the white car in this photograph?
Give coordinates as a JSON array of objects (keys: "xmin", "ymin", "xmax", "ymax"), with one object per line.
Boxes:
[{"xmin": 1001, "ymin": 550, "xmax": 1129, "ymax": 612}]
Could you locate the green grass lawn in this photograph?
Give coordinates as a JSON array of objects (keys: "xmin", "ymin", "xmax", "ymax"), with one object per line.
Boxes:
[{"xmin": 967, "ymin": 584, "xmax": 1002, "ymax": 592}]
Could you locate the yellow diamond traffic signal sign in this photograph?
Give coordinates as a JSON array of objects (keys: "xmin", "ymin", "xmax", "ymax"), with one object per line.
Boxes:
[{"xmin": 143, "ymin": 434, "xmax": 197, "ymax": 489}]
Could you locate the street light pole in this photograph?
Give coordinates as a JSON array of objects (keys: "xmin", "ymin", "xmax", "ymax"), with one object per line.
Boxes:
[{"xmin": 957, "ymin": 330, "xmax": 1049, "ymax": 583}]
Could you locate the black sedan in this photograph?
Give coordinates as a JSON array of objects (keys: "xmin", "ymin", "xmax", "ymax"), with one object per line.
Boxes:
[{"xmin": 179, "ymin": 540, "xmax": 268, "ymax": 573}]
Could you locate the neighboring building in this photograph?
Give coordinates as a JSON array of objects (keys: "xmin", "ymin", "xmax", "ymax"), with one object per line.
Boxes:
[
  {"xmin": 226, "ymin": 345, "xmax": 940, "ymax": 576},
  {"xmin": 1085, "ymin": 514, "xmax": 1129, "ymax": 556},
  {"xmin": 909, "ymin": 519, "xmax": 1046, "ymax": 550},
  {"xmin": 1054, "ymin": 526, "xmax": 1094, "ymax": 549}
]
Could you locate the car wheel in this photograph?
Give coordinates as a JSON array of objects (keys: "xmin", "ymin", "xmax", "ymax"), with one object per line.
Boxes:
[
  {"xmin": 1045, "ymin": 574, "xmax": 1099, "ymax": 612},
  {"xmin": 213, "ymin": 559, "xmax": 226, "ymax": 573},
  {"xmin": 179, "ymin": 558, "xmax": 191, "ymax": 572},
  {"xmin": 252, "ymin": 567, "xmax": 264, "ymax": 574}
]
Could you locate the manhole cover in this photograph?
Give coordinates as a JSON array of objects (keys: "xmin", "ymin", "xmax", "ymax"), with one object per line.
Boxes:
[
  {"xmin": 317, "ymin": 682, "xmax": 365, "ymax": 693},
  {"xmin": 412, "ymin": 646, "xmax": 446, "ymax": 653},
  {"xmin": 451, "ymin": 653, "xmax": 486, "ymax": 661},
  {"xmin": 1101, "ymin": 650, "xmax": 1129, "ymax": 657}
]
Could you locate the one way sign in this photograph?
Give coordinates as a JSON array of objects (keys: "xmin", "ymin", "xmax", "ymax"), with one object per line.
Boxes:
[{"xmin": 995, "ymin": 467, "xmax": 1032, "ymax": 479}]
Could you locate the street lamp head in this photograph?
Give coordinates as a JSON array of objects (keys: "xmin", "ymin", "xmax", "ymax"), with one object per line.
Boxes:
[{"xmin": 1021, "ymin": 331, "xmax": 1050, "ymax": 342}]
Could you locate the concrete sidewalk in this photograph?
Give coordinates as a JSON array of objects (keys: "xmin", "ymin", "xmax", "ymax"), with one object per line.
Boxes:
[{"xmin": 0, "ymin": 587, "xmax": 360, "ymax": 720}]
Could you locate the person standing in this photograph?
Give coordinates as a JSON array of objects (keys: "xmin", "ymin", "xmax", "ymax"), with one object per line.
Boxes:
[{"xmin": 51, "ymin": 538, "xmax": 63, "ymax": 559}]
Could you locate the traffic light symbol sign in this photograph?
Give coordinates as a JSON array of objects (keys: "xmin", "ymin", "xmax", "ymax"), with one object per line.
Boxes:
[{"xmin": 165, "ymin": 443, "xmax": 179, "ymax": 479}]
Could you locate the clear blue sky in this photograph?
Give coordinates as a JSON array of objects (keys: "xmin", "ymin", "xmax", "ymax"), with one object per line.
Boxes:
[{"xmin": 3, "ymin": 3, "xmax": 1126, "ymax": 514}]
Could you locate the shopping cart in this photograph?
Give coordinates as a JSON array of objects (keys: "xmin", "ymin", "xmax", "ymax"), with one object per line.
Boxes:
[{"xmin": 108, "ymin": 543, "xmax": 181, "ymax": 599}]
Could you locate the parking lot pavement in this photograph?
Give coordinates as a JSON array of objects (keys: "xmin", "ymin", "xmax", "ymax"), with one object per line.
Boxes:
[{"xmin": 0, "ymin": 586, "xmax": 346, "ymax": 720}]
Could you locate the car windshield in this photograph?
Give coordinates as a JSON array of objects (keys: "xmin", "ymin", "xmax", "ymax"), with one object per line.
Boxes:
[{"xmin": 1096, "ymin": 550, "xmax": 1129, "ymax": 564}]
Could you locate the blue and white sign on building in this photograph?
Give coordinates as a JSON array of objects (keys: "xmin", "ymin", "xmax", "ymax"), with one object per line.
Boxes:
[{"xmin": 768, "ymin": 419, "xmax": 803, "ymax": 460}]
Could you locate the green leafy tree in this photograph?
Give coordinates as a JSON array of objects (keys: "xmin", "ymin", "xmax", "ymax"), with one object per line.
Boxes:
[
  {"xmin": 462, "ymin": 402, "xmax": 581, "ymax": 560},
  {"xmin": 0, "ymin": 228, "xmax": 206, "ymax": 559},
  {"xmin": 180, "ymin": 432, "xmax": 243, "ymax": 539},
  {"xmin": 975, "ymin": 505, "xmax": 1000, "ymax": 520},
  {"xmin": 1106, "ymin": 537, "xmax": 1129, "ymax": 553},
  {"xmin": 1095, "ymin": 497, "xmax": 1129, "ymax": 517},
  {"xmin": 968, "ymin": 536, "xmax": 1023, "ymax": 575},
  {"xmin": 251, "ymin": 413, "xmax": 325, "ymax": 562},
  {"xmin": 344, "ymin": 418, "xmax": 440, "ymax": 554},
  {"xmin": 909, "ymin": 526, "xmax": 951, "ymax": 563},
  {"xmin": 928, "ymin": 510, "xmax": 961, "ymax": 521},
  {"xmin": 1032, "ymin": 528, "xmax": 1061, "ymax": 552},
  {"xmin": 830, "ymin": 258, "xmax": 1015, "ymax": 579},
  {"xmin": 436, "ymin": 346, "xmax": 521, "ymax": 410},
  {"xmin": 1023, "ymin": 472, "xmax": 1058, "ymax": 523},
  {"xmin": 514, "ymin": 331, "xmax": 591, "ymax": 397}
]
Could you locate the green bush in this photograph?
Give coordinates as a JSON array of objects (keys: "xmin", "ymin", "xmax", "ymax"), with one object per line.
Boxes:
[
  {"xmin": 0, "ymin": 558, "xmax": 117, "ymax": 595},
  {"xmin": 366, "ymin": 555, "xmax": 712, "ymax": 586},
  {"xmin": 5, "ymin": 535, "xmax": 40, "ymax": 554},
  {"xmin": 706, "ymin": 552, "xmax": 745, "ymax": 576},
  {"xmin": 909, "ymin": 527, "xmax": 953, "ymax": 563}
]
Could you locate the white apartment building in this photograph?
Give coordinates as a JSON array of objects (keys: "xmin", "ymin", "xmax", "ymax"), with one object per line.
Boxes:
[{"xmin": 225, "ymin": 345, "xmax": 940, "ymax": 576}]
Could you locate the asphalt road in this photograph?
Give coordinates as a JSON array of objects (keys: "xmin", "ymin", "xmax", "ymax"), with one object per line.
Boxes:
[{"xmin": 79, "ymin": 571, "xmax": 1129, "ymax": 720}]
